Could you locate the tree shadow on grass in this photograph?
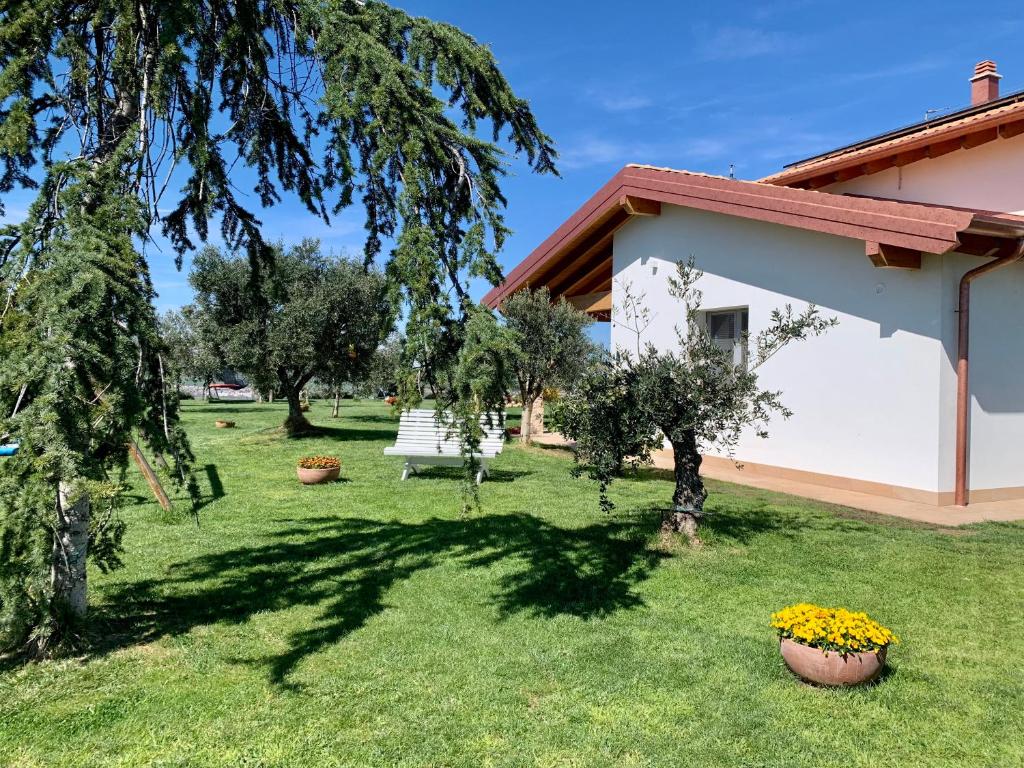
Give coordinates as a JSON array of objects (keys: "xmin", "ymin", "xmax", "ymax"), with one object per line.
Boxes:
[
  {"xmin": 287, "ymin": 425, "xmax": 392, "ymax": 442},
  {"xmin": 190, "ymin": 464, "xmax": 226, "ymax": 513},
  {"xmin": 335, "ymin": 413, "xmax": 399, "ymax": 425},
  {"xmin": 185, "ymin": 404, "xmax": 260, "ymax": 414},
  {"xmin": 240, "ymin": 424, "xmax": 392, "ymax": 445},
  {"xmin": 93, "ymin": 511, "xmax": 665, "ymax": 687},
  {"xmin": 404, "ymin": 466, "xmax": 532, "ymax": 483}
]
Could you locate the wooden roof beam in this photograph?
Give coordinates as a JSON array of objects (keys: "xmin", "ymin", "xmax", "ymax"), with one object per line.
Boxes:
[
  {"xmin": 1000, "ymin": 120, "xmax": 1024, "ymax": 139},
  {"xmin": 832, "ymin": 167, "xmax": 863, "ymax": 183},
  {"xmin": 894, "ymin": 147, "xmax": 930, "ymax": 167},
  {"xmin": 955, "ymin": 233, "xmax": 1021, "ymax": 258},
  {"xmin": 863, "ymin": 156, "xmax": 897, "ymax": 175},
  {"xmin": 927, "ymin": 137, "xmax": 964, "ymax": 159},
  {"xmin": 866, "ymin": 242, "xmax": 922, "ymax": 269},
  {"xmin": 619, "ymin": 195, "xmax": 661, "ymax": 216},
  {"xmin": 962, "ymin": 127, "xmax": 999, "ymax": 150},
  {"xmin": 566, "ymin": 290, "xmax": 612, "ymax": 317},
  {"xmin": 560, "ymin": 259, "xmax": 614, "ymax": 297},
  {"xmin": 545, "ymin": 235, "xmax": 615, "ymax": 297}
]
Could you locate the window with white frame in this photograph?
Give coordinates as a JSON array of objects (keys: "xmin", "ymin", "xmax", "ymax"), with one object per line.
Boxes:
[{"xmin": 704, "ymin": 307, "xmax": 749, "ymax": 368}]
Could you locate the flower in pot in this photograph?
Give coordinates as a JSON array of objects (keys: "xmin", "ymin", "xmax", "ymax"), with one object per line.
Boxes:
[
  {"xmin": 215, "ymin": 419, "xmax": 236, "ymax": 429},
  {"xmin": 296, "ymin": 455, "xmax": 341, "ymax": 485},
  {"xmin": 771, "ymin": 603, "xmax": 897, "ymax": 686}
]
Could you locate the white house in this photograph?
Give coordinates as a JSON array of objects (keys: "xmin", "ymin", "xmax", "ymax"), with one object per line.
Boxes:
[{"xmin": 485, "ymin": 61, "xmax": 1024, "ymax": 508}]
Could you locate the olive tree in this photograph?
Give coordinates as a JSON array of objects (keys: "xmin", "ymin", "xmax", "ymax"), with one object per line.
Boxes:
[
  {"xmin": 159, "ymin": 308, "xmax": 223, "ymax": 399},
  {"xmin": 561, "ymin": 260, "xmax": 836, "ymax": 541},
  {"xmin": 189, "ymin": 241, "xmax": 393, "ymax": 434},
  {"xmin": 499, "ymin": 287, "xmax": 593, "ymax": 442},
  {"xmin": 355, "ymin": 334, "xmax": 404, "ymax": 400}
]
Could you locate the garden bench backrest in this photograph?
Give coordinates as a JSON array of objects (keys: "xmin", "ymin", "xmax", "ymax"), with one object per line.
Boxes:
[{"xmin": 388, "ymin": 409, "xmax": 504, "ymax": 457}]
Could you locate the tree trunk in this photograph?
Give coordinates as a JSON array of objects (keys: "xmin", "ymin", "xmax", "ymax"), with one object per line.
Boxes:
[
  {"xmin": 52, "ymin": 481, "xmax": 90, "ymax": 619},
  {"xmin": 521, "ymin": 396, "xmax": 533, "ymax": 443},
  {"xmin": 332, "ymin": 390, "xmax": 341, "ymax": 418},
  {"xmin": 664, "ymin": 429, "xmax": 708, "ymax": 543},
  {"xmin": 283, "ymin": 387, "xmax": 312, "ymax": 435}
]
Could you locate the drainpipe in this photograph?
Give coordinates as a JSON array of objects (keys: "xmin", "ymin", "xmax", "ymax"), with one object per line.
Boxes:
[{"xmin": 954, "ymin": 238, "xmax": 1024, "ymax": 506}]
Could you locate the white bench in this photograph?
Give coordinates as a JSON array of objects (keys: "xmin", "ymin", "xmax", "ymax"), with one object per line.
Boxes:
[{"xmin": 384, "ymin": 409, "xmax": 505, "ymax": 484}]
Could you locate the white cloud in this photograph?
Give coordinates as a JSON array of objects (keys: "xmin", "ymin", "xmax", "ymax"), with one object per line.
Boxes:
[
  {"xmin": 835, "ymin": 58, "xmax": 946, "ymax": 85},
  {"xmin": 594, "ymin": 93, "xmax": 654, "ymax": 113},
  {"xmin": 695, "ymin": 26, "xmax": 796, "ymax": 61},
  {"xmin": 559, "ymin": 135, "xmax": 730, "ymax": 171},
  {"xmin": 560, "ymin": 138, "xmax": 632, "ymax": 169}
]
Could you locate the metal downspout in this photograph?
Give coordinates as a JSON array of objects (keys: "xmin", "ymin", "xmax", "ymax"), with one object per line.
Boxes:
[{"xmin": 954, "ymin": 238, "xmax": 1024, "ymax": 506}]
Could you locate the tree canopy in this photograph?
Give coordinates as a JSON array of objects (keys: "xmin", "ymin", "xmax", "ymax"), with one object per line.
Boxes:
[
  {"xmin": 499, "ymin": 287, "xmax": 593, "ymax": 442},
  {"xmin": 189, "ymin": 240, "xmax": 393, "ymax": 433},
  {"xmin": 559, "ymin": 261, "xmax": 835, "ymax": 542},
  {"xmin": 159, "ymin": 307, "xmax": 223, "ymax": 397}
]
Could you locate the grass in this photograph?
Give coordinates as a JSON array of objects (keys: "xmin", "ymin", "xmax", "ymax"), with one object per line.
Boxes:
[{"xmin": 1, "ymin": 399, "xmax": 1023, "ymax": 767}]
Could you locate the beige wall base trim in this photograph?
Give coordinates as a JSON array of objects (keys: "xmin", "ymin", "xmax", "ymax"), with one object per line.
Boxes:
[{"xmin": 698, "ymin": 455, "xmax": 1024, "ymax": 506}]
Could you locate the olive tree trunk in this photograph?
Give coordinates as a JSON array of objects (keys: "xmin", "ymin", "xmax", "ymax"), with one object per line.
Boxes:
[
  {"xmin": 332, "ymin": 390, "xmax": 341, "ymax": 418},
  {"xmin": 664, "ymin": 428, "xmax": 708, "ymax": 543},
  {"xmin": 520, "ymin": 395, "xmax": 534, "ymax": 443},
  {"xmin": 52, "ymin": 481, "xmax": 90, "ymax": 619},
  {"xmin": 283, "ymin": 387, "xmax": 312, "ymax": 434}
]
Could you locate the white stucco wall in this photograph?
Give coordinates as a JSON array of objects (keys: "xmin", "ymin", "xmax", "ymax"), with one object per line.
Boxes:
[
  {"xmin": 819, "ymin": 132, "xmax": 1024, "ymax": 214},
  {"xmin": 937, "ymin": 253, "xmax": 1024, "ymax": 492},
  {"xmin": 611, "ymin": 205, "xmax": 952, "ymax": 492}
]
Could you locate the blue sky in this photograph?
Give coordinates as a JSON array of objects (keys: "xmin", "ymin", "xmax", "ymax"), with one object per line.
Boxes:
[{"xmin": 8, "ymin": 1, "xmax": 1024, "ymax": 313}]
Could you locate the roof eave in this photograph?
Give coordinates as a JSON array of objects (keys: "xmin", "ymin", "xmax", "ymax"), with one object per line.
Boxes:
[{"xmin": 484, "ymin": 167, "xmax": 1015, "ymax": 310}]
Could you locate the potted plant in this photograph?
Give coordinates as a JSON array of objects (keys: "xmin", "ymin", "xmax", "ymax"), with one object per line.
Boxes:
[
  {"xmin": 771, "ymin": 603, "xmax": 897, "ymax": 686},
  {"xmin": 296, "ymin": 455, "xmax": 341, "ymax": 485},
  {"xmin": 215, "ymin": 419, "xmax": 235, "ymax": 429}
]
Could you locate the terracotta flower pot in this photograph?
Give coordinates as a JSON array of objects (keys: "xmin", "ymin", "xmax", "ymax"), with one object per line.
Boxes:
[
  {"xmin": 215, "ymin": 420, "xmax": 235, "ymax": 429},
  {"xmin": 296, "ymin": 466, "xmax": 340, "ymax": 485},
  {"xmin": 780, "ymin": 638, "xmax": 887, "ymax": 686}
]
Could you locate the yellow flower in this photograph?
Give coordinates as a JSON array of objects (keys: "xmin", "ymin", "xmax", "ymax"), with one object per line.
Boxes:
[{"xmin": 770, "ymin": 603, "xmax": 896, "ymax": 653}]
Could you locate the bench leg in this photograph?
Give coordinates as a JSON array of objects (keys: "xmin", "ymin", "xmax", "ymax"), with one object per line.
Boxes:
[
  {"xmin": 476, "ymin": 460, "xmax": 489, "ymax": 485},
  {"xmin": 402, "ymin": 462, "xmax": 418, "ymax": 481}
]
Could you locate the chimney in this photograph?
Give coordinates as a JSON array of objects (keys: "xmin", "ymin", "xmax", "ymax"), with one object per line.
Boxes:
[{"xmin": 970, "ymin": 60, "xmax": 1001, "ymax": 105}]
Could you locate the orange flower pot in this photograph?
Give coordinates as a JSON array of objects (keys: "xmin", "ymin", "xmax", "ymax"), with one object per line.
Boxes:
[
  {"xmin": 296, "ymin": 466, "xmax": 340, "ymax": 485},
  {"xmin": 780, "ymin": 638, "xmax": 887, "ymax": 686}
]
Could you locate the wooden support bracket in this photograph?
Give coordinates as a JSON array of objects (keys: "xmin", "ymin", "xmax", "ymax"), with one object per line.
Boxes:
[
  {"xmin": 619, "ymin": 195, "xmax": 661, "ymax": 216},
  {"xmin": 866, "ymin": 242, "xmax": 922, "ymax": 269}
]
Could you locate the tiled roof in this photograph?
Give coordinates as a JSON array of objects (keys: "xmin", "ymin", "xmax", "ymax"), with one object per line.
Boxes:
[
  {"xmin": 761, "ymin": 98, "xmax": 1024, "ymax": 187},
  {"xmin": 483, "ymin": 165, "xmax": 1024, "ymax": 309}
]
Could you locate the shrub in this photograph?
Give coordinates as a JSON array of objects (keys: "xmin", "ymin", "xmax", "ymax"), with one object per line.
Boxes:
[
  {"xmin": 771, "ymin": 603, "xmax": 898, "ymax": 655},
  {"xmin": 297, "ymin": 456, "xmax": 341, "ymax": 470}
]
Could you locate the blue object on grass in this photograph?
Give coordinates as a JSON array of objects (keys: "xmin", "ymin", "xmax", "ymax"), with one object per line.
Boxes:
[{"xmin": 0, "ymin": 443, "xmax": 19, "ymax": 456}]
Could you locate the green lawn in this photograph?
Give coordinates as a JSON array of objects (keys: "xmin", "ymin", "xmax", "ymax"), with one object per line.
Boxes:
[{"xmin": 1, "ymin": 400, "xmax": 1022, "ymax": 767}]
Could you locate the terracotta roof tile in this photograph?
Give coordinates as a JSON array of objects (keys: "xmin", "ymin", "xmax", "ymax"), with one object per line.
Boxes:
[
  {"xmin": 761, "ymin": 99, "xmax": 1024, "ymax": 186},
  {"xmin": 483, "ymin": 165, "xmax": 1024, "ymax": 309}
]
